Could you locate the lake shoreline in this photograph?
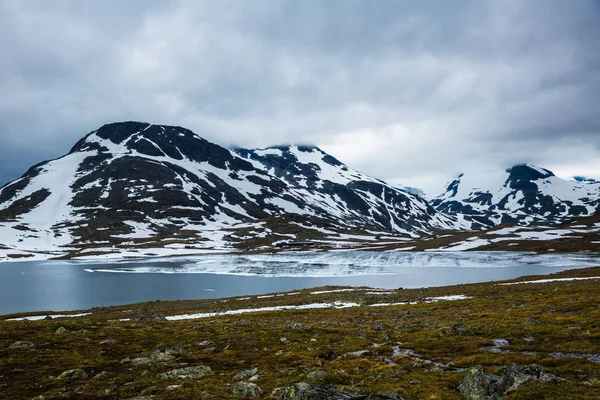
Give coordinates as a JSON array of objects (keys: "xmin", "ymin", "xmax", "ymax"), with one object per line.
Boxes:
[
  {"xmin": 1, "ymin": 251, "xmax": 599, "ymax": 315},
  {"xmin": 2, "ymin": 264, "xmax": 599, "ymax": 320}
]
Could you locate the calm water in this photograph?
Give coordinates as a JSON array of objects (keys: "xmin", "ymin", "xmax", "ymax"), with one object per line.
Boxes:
[{"xmin": 0, "ymin": 251, "xmax": 598, "ymax": 315}]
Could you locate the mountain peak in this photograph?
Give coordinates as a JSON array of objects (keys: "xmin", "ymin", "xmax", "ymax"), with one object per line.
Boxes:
[
  {"xmin": 505, "ymin": 164, "xmax": 554, "ymax": 180},
  {"xmin": 95, "ymin": 121, "xmax": 152, "ymax": 144},
  {"xmin": 431, "ymin": 163, "xmax": 598, "ymax": 226},
  {"xmin": 68, "ymin": 121, "xmax": 253, "ymax": 172}
]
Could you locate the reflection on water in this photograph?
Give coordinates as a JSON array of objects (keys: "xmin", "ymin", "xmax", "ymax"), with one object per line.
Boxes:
[{"xmin": 0, "ymin": 251, "xmax": 597, "ymax": 314}]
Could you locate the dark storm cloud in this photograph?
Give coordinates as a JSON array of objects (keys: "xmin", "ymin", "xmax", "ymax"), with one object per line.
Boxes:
[{"xmin": 0, "ymin": 0, "xmax": 599, "ymax": 195}]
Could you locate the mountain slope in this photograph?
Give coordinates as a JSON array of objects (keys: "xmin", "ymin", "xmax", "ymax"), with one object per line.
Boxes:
[
  {"xmin": 431, "ymin": 164, "xmax": 600, "ymax": 226},
  {"xmin": 0, "ymin": 122, "xmax": 465, "ymax": 259}
]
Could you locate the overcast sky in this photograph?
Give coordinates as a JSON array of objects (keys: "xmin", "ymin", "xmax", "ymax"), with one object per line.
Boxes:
[{"xmin": 1, "ymin": 0, "xmax": 599, "ymax": 196}]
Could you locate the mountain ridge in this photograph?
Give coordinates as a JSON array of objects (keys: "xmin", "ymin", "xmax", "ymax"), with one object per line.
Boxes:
[
  {"xmin": 0, "ymin": 121, "xmax": 466, "ymax": 259},
  {"xmin": 431, "ymin": 163, "xmax": 600, "ymax": 226},
  {"xmin": 1, "ymin": 122, "xmax": 598, "ymax": 260}
]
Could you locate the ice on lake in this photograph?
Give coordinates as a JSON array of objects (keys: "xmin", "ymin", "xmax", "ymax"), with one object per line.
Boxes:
[
  {"xmin": 1, "ymin": 251, "xmax": 597, "ymax": 314},
  {"xmin": 82, "ymin": 251, "xmax": 600, "ymax": 277}
]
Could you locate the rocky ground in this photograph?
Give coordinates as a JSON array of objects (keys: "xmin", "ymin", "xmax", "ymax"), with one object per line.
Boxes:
[{"xmin": 1, "ymin": 267, "xmax": 600, "ymax": 399}]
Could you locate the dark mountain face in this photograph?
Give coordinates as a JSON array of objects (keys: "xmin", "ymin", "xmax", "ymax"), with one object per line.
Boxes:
[
  {"xmin": 431, "ymin": 164, "xmax": 600, "ymax": 226},
  {"xmin": 0, "ymin": 122, "xmax": 464, "ymax": 256}
]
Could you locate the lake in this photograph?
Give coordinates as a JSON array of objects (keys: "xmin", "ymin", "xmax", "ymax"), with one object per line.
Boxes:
[{"xmin": 0, "ymin": 251, "xmax": 598, "ymax": 315}]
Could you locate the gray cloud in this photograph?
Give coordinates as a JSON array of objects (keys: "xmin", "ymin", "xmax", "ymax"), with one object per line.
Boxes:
[{"xmin": 1, "ymin": 0, "xmax": 599, "ymax": 195}]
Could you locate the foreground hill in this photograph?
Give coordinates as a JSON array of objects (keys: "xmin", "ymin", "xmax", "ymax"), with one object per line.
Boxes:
[
  {"xmin": 1, "ymin": 267, "xmax": 599, "ymax": 399},
  {"xmin": 0, "ymin": 122, "xmax": 466, "ymax": 260},
  {"xmin": 431, "ymin": 164, "xmax": 600, "ymax": 227}
]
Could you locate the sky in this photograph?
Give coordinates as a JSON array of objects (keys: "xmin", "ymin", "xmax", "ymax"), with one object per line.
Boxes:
[{"xmin": 1, "ymin": 0, "xmax": 599, "ymax": 196}]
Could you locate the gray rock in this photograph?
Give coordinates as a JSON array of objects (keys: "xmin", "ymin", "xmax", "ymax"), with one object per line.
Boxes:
[
  {"xmin": 139, "ymin": 386, "xmax": 158, "ymax": 396},
  {"xmin": 232, "ymin": 382, "xmax": 264, "ymax": 398},
  {"xmin": 165, "ymin": 344, "xmax": 187, "ymax": 355},
  {"xmin": 9, "ymin": 341, "xmax": 34, "ymax": 349},
  {"xmin": 277, "ymin": 382, "xmax": 363, "ymax": 400},
  {"xmin": 159, "ymin": 365, "xmax": 214, "ymax": 379},
  {"xmin": 372, "ymin": 323, "xmax": 387, "ymax": 330},
  {"xmin": 57, "ymin": 369, "xmax": 89, "ymax": 380},
  {"xmin": 458, "ymin": 366, "xmax": 494, "ymax": 400},
  {"xmin": 233, "ymin": 368, "xmax": 259, "ymax": 382},
  {"xmin": 55, "ymin": 327, "xmax": 68, "ymax": 335},
  {"xmin": 131, "ymin": 357, "xmax": 155, "ymax": 367},
  {"xmin": 459, "ymin": 364, "xmax": 560, "ymax": 400},
  {"xmin": 306, "ymin": 370, "xmax": 328, "ymax": 382},
  {"xmin": 151, "ymin": 352, "xmax": 176, "ymax": 362},
  {"xmin": 120, "ymin": 357, "xmax": 131, "ymax": 364},
  {"xmin": 378, "ymin": 392, "xmax": 405, "ymax": 400},
  {"xmin": 93, "ymin": 371, "xmax": 110, "ymax": 379}
]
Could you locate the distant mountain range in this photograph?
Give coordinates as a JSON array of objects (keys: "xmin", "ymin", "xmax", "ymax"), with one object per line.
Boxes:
[
  {"xmin": 0, "ymin": 122, "xmax": 467, "ymax": 257},
  {"xmin": 431, "ymin": 164, "xmax": 600, "ymax": 226},
  {"xmin": 0, "ymin": 121, "xmax": 598, "ymax": 259}
]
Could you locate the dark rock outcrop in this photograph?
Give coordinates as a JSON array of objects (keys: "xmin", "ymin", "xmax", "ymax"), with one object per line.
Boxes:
[{"xmin": 458, "ymin": 364, "xmax": 560, "ymax": 400}]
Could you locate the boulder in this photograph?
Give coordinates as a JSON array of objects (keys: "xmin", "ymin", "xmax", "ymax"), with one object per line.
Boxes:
[
  {"xmin": 233, "ymin": 368, "xmax": 259, "ymax": 382},
  {"xmin": 232, "ymin": 382, "xmax": 264, "ymax": 398},
  {"xmin": 131, "ymin": 357, "xmax": 155, "ymax": 367},
  {"xmin": 159, "ymin": 365, "xmax": 214, "ymax": 379},
  {"xmin": 458, "ymin": 367, "xmax": 495, "ymax": 400},
  {"xmin": 377, "ymin": 392, "xmax": 404, "ymax": 400},
  {"xmin": 277, "ymin": 382, "xmax": 363, "ymax": 400},
  {"xmin": 459, "ymin": 364, "xmax": 560, "ymax": 400},
  {"xmin": 57, "ymin": 368, "xmax": 89, "ymax": 380}
]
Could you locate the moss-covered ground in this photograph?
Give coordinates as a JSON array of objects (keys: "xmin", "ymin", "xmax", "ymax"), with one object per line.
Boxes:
[{"xmin": 1, "ymin": 267, "xmax": 599, "ymax": 399}]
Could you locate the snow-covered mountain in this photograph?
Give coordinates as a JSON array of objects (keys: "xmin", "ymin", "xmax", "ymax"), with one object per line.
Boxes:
[
  {"xmin": 431, "ymin": 164, "xmax": 600, "ymax": 226},
  {"xmin": 0, "ymin": 122, "xmax": 467, "ymax": 259}
]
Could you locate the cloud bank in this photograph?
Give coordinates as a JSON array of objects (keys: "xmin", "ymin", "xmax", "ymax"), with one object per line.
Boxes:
[{"xmin": 1, "ymin": 0, "xmax": 599, "ymax": 195}]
